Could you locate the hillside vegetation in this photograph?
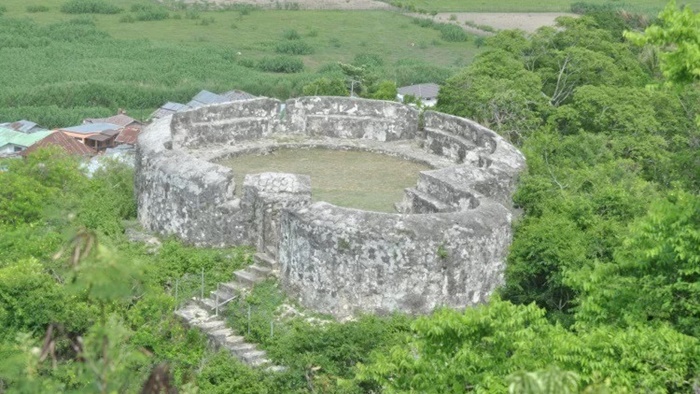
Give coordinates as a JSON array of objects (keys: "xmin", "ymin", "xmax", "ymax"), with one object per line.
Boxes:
[
  {"xmin": 0, "ymin": 1, "xmax": 477, "ymax": 128},
  {"xmin": 0, "ymin": 1, "xmax": 699, "ymax": 393}
]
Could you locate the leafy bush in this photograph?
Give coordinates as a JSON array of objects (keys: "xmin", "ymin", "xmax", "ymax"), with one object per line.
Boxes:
[
  {"xmin": 282, "ymin": 28, "xmax": 301, "ymax": 40},
  {"xmin": 60, "ymin": 0, "xmax": 122, "ymax": 14},
  {"xmin": 437, "ymin": 23, "xmax": 468, "ymax": 42},
  {"xmin": 302, "ymin": 77, "xmax": 348, "ymax": 96},
  {"xmin": 353, "ymin": 53, "xmax": 384, "ymax": 68},
  {"xmin": 26, "ymin": 5, "xmax": 50, "ymax": 13},
  {"xmin": 411, "ymin": 17, "xmax": 469, "ymax": 42},
  {"xmin": 275, "ymin": 39, "xmax": 314, "ymax": 55},
  {"xmin": 570, "ymin": 1, "xmax": 618, "ymax": 14},
  {"xmin": 257, "ymin": 56, "xmax": 304, "ymax": 73}
]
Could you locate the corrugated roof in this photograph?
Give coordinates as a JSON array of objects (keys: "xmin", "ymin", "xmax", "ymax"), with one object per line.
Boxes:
[
  {"xmin": 85, "ymin": 114, "xmax": 141, "ymax": 128},
  {"xmin": 60, "ymin": 123, "xmax": 122, "ymax": 134},
  {"xmin": 397, "ymin": 83, "xmax": 440, "ymax": 99},
  {"xmin": 162, "ymin": 102, "xmax": 189, "ymax": 112},
  {"xmin": 190, "ymin": 90, "xmax": 231, "ymax": 106},
  {"xmin": 86, "ymin": 134, "xmax": 112, "ymax": 142},
  {"xmin": 0, "ymin": 120, "xmax": 46, "ymax": 133},
  {"xmin": 0, "ymin": 128, "xmax": 53, "ymax": 148},
  {"xmin": 222, "ymin": 90, "xmax": 256, "ymax": 101},
  {"xmin": 115, "ymin": 127, "xmax": 140, "ymax": 145},
  {"xmin": 23, "ymin": 131, "xmax": 96, "ymax": 156}
]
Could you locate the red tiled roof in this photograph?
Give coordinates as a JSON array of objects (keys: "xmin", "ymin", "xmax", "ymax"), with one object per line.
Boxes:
[
  {"xmin": 115, "ymin": 127, "xmax": 141, "ymax": 145},
  {"xmin": 23, "ymin": 131, "xmax": 96, "ymax": 156}
]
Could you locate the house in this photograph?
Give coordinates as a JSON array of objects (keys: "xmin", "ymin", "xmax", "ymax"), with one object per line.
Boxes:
[
  {"xmin": 150, "ymin": 102, "xmax": 191, "ymax": 120},
  {"xmin": 0, "ymin": 119, "xmax": 47, "ymax": 134},
  {"xmin": 186, "ymin": 90, "xmax": 232, "ymax": 108},
  {"xmin": 150, "ymin": 90, "xmax": 257, "ymax": 120},
  {"xmin": 397, "ymin": 83, "xmax": 440, "ymax": 107},
  {"xmin": 58, "ymin": 123, "xmax": 121, "ymax": 152},
  {"xmin": 84, "ymin": 111, "xmax": 142, "ymax": 130},
  {"xmin": 115, "ymin": 127, "xmax": 140, "ymax": 145},
  {"xmin": 22, "ymin": 131, "xmax": 96, "ymax": 157},
  {"xmin": 221, "ymin": 89, "xmax": 257, "ymax": 101},
  {"xmin": 0, "ymin": 128, "xmax": 53, "ymax": 155}
]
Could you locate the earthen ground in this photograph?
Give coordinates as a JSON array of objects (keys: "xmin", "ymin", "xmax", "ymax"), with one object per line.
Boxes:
[
  {"xmin": 432, "ymin": 12, "xmax": 575, "ymax": 33},
  {"xmin": 220, "ymin": 148, "xmax": 430, "ymax": 212}
]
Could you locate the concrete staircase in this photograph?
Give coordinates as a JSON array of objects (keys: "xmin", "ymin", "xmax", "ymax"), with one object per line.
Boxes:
[{"xmin": 175, "ymin": 252, "xmax": 284, "ymax": 371}]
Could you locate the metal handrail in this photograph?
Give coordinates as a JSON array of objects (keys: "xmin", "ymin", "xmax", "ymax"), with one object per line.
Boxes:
[{"xmin": 214, "ymin": 283, "xmax": 238, "ymax": 316}]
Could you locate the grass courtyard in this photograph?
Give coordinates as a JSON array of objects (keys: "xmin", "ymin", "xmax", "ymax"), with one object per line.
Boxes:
[{"xmin": 220, "ymin": 148, "xmax": 431, "ymax": 212}]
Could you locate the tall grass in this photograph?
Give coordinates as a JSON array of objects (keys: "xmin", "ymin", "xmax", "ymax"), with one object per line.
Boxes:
[
  {"xmin": 0, "ymin": 14, "xmax": 469, "ymax": 127},
  {"xmin": 60, "ymin": 0, "xmax": 122, "ymax": 14}
]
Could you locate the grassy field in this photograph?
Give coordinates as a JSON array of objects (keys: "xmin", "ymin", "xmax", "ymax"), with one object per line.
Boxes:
[
  {"xmin": 382, "ymin": 0, "xmax": 700, "ymax": 13},
  {"xmin": 0, "ymin": 1, "xmax": 480, "ymax": 127},
  {"xmin": 1, "ymin": 1, "xmax": 478, "ymax": 69},
  {"xmin": 220, "ymin": 148, "xmax": 430, "ymax": 212}
]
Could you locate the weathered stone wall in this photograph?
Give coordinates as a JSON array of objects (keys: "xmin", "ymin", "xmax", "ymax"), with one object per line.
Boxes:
[
  {"xmin": 171, "ymin": 98, "xmax": 284, "ymax": 149},
  {"xmin": 243, "ymin": 173, "xmax": 312, "ymax": 258},
  {"xmin": 278, "ymin": 201, "xmax": 511, "ymax": 318},
  {"xmin": 136, "ymin": 117, "xmax": 249, "ymax": 246},
  {"xmin": 135, "ymin": 97, "xmax": 526, "ymax": 318},
  {"xmin": 285, "ymin": 96, "xmax": 419, "ymax": 141}
]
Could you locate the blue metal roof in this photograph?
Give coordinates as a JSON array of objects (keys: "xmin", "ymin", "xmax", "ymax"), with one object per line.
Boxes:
[
  {"xmin": 162, "ymin": 102, "xmax": 189, "ymax": 112},
  {"xmin": 61, "ymin": 123, "xmax": 121, "ymax": 134}
]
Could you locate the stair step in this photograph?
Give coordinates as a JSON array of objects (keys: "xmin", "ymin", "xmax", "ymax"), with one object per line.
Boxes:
[
  {"xmin": 241, "ymin": 350, "xmax": 267, "ymax": 364},
  {"xmin": 247, "ymin": 264, "xmax": 272, "ymax": 277},
  {"xmin": 197, "ymin": 320, "xmax": 225, "ymax": 332},
  {"xmin": 208, "ymin": 328, "xmax": 232, "ymax": 341},
  {"xmin": 220, "ymin": 281, "xmax": 246, "ymax": 295},
  {"xmin": 249, "ymin": 357, "xmax": 271, "ymax": 367},
  {"xmin": 209, "ymin": 288, "xmax": 236, "ymax": 305},
  {"xmin": 227, "ymin": 342, "xmax": 257, "ymax": 354},
  {"xmin": 254, "ymin": 253, "xmax": 277, "ymax": 269},
  {"xmin": 225, "ymin": 335, "xmax": 246, "ymax": 345},
  {"xmin": 404, "ymin": 188, "xmax": 453, "ymax": 214},
  {"xmin": 196, "ymin": 297, "xmax": 216, "ymax": 312},
  {"xmin": 234, "ymin": 270, "xmax": 262, "ymax": 287},
  {"xmin": 416, "ymin": 171, "xmax": 480, "ymax": 209}
]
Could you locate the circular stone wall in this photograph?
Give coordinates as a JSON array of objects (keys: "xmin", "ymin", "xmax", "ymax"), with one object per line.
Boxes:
[{"xmin": 135, "ymin": 96, "xmax": 526, "ymax": 318}]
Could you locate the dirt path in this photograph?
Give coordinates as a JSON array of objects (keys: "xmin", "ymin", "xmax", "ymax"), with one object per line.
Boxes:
[{"xmin": 432, "ymin": 12, "xmax": 576, "ymax": 34}]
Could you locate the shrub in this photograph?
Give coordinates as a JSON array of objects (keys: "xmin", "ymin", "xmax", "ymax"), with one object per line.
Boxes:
[
  {"xmin": 275, "ymin": 40, "xmax": 314, "ymax": 55},
  {"xmin": 0, "ymin": 6, "xmax": 6, "ymax": 15},
  {"xmin": 197, "ymin": 17, "xmax": 215, "ymax": 26},
  {"xmin": 570, "ymin": 2, "xmax": 619, "ymax": 14},
  {"xmin": 257, "ymin": 56, "xmax": 304, "ymax": 73},
  {"xmin": 60, "ymin": 0, "xmax": 122, "ymax": 14},
  {"xmin": 282, "ymin": 28, "xmax": 300, "ymax": 40},
  {"xmin": 353, "ymin": 53, "xmax": 384, "ymax": 68},
  {"xmin": 302, "ymin": 77, "xmax": 348, "ymax": 96},
  {"xmin": 437, "ymin": 23, "xmax": 468, "ymax": 42},
  {"xmin": 26, "ymin": 5, "xmax": 50, "ymax": 13},
  {"xmin": 129, "ymin": 4, "xmax": 170, "ymax": 21}
]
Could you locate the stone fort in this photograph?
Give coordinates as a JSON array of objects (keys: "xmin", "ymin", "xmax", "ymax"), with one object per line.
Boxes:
[{"xmin": 136, "ymin": 96, "xmax": 525, "ymax": 319}]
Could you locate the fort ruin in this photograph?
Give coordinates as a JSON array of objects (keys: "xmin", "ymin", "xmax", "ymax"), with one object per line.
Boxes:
[{"xmin": 136, "ymin": 96, "xmax": 525, "ymax": 319}]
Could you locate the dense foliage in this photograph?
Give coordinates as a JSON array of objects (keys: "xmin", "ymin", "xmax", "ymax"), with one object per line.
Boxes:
[
  {"xmin": 1, "ymin": 2, "xmax": 699, "ymax": 393},
  {"xmin": 354, "ymin": 5, "xmax": 700, "ymax": 392}
]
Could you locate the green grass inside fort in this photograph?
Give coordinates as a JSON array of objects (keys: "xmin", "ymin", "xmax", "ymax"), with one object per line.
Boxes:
[{"xmin": 221, "ymin": 148, "xmax": 431, "ymax": 212}]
